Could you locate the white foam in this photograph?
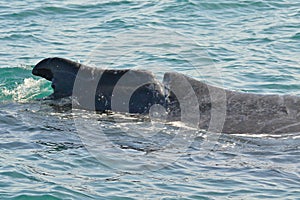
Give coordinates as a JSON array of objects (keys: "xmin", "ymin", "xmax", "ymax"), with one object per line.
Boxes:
[{"xmin": 2, "ymin": 78, "xmax": 46, "ymax": 102}]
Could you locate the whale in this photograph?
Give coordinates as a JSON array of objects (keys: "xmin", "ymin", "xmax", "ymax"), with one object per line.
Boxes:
[
  {"xmin": 33, "ymin": 57, "xmax": 300, "ymax": 134},
  {"xmin": 33, "ymin": 57, "xmax": 166, "ymax": 114}
]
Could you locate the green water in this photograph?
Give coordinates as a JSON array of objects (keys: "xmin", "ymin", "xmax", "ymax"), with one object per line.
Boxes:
[{"xmin": 0, "ymin": 0, "xmax": 299, "ymax": 199}]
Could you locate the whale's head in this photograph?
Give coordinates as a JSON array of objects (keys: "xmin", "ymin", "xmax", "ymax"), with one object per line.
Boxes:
[
  {"xmin": 33, "ymin": 57, "xmax": 81, "ymax": 99},
  {"xmin": 33, "ymin": 58, "xmax": 54, "ymax": 81},
  {"xmin": 33, "ymin": 57, "xmax": 166, "ymax": 113}
]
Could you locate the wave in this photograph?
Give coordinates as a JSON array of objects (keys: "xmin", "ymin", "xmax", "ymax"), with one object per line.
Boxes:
[{"xmin": 0, "ymin": 66, "xmax": 51, "ymax": 102}]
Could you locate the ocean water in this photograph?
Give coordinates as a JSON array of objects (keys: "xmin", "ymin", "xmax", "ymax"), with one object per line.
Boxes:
[{"xmin": 0, "ymin": 0, "xmax": 300, "ymax": 199}]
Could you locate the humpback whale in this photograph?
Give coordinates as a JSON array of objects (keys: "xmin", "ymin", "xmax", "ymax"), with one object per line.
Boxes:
[{"xmin": 33, "ymin": 57, "xmax": 300, "ymax": 134}]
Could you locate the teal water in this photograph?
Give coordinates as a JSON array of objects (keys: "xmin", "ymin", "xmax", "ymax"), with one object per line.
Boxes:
[{"xmin": 0, "ymin": 0, "xmax": 300, "ymax": 199}]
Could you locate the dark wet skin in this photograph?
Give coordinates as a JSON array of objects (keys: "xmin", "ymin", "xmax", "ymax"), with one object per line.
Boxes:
[{"xmin": 33, "ymin": 57, "xmax": 300, "ymax": 134}]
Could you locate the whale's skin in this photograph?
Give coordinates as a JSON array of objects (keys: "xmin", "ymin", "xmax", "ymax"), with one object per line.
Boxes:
[
  {"xmin": 33, "ymin": 57, "xmax": 166, "ymax": 114},
  {"xmin": 165, "ymin": 72, "xmax": 300, "ymax": 134},
  {"xmin": 33, "ymin": 57, "xmax": 79, "ymax": 99},
  {"xmin": 33, "ymin": 57, "xmax": 300, "ymax": 134}
]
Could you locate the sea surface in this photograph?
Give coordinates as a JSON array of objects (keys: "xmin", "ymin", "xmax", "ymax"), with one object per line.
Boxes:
[{"xmin": 0, "ymin": 0, "xmax": 300, "ymax": 199}]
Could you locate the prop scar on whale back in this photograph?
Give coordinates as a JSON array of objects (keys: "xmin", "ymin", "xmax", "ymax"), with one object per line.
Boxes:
[{"xmin": 33, "ymin": 57, "xmax": 300, "ymax": 134}]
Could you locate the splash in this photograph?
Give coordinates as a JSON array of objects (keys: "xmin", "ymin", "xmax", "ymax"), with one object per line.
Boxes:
[{"xmin": 2, "ymin": 78, "xmax": 48, "ymax": 102}]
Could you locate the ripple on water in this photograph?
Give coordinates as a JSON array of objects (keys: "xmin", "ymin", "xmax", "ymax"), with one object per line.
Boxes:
[{"xmin": 0, "ymin": 0, "xmax": 300, "ymax": 199}]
